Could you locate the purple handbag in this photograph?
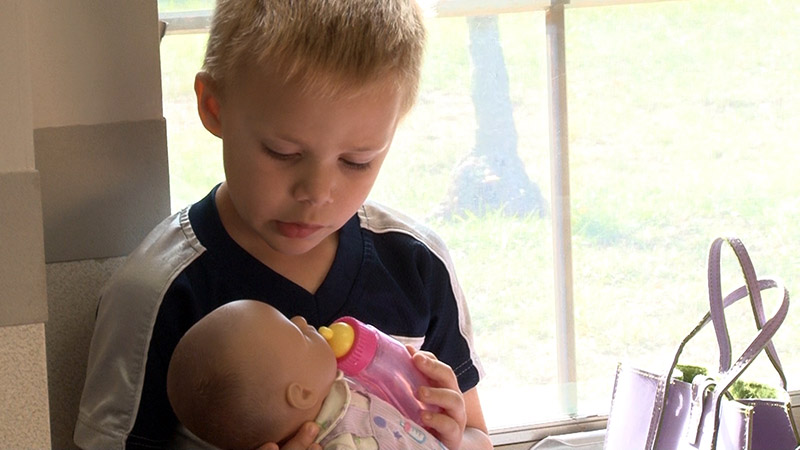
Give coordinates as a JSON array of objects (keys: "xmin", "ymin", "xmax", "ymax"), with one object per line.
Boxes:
[{"xmin": 604, "ymin": 237, "xmax": 800, "ymax": 450}]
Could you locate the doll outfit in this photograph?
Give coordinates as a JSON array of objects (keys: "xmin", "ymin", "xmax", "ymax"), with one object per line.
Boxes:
[
  {"xmin": 315, "ymin": 373, "xmax": 447, "ymax": 450},
  {"xmin": 75, "ymin": 185, "xmax": 483, "ymax": 449}
]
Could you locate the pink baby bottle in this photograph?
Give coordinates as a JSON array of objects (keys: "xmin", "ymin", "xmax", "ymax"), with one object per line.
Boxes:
[{"xmin": 318, "ymin": 316, "xmax": 440, "ymax": 425}]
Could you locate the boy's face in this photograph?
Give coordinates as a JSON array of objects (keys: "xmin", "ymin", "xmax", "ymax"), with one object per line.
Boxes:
[{"xmin": 197, "ymin": 66, "xmax": 404, "ymax": 258}]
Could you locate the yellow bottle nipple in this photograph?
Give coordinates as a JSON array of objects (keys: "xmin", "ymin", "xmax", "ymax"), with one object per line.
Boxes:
[{"xmin": 318, "ymin": 322, "xmax": 355, "ymax": 358}]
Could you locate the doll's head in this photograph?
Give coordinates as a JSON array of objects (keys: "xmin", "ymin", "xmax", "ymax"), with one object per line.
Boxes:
[{"xmin": 167, "ymin": 300, "xmax": 338, "ymax": 449}]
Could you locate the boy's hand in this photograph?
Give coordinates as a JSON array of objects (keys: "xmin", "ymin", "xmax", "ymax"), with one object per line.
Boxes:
[
  {"xmin": 257, "ymin": 422, "xmax": 322, "ymax": 450},
  {"xmin": 408, "ymin": 346, "xmax": 467, "ymax": 450}
]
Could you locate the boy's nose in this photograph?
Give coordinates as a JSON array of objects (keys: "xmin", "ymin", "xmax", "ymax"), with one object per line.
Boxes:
[{"xmin": 293, "ymin": 165, "xmax": 335, "ymax": 205}]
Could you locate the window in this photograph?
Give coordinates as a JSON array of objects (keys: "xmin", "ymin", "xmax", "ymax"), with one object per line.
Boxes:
[{"xmin": 159, "ymin": 0, "xmax": 800, "ymax": 443}]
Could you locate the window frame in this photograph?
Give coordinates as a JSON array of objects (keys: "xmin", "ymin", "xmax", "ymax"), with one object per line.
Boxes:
[{"xmin": 158, "ymin": 0, "xmax": 800, "ymax": 446}]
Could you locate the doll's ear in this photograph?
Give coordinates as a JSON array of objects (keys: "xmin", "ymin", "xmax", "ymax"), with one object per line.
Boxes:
[{"xmin": 286, "ymin": 382, "xmax": 318, "ymax": 410}]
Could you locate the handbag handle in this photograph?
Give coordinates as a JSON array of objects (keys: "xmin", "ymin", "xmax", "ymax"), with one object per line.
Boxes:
[
  {"xmin": 709, "ymin": 283, "xmax": 789, "ymax": 448},
  {"xmin": 662, "ymin": 278, "xmax": 788, "ymax": 392},
  {"xmin": 654, "ymin": 277, "xmax": 790, "ymax": 448},
  {"xmin": 707, "ymin": 237, "xmax": 787, "ymax": 389},
  {"xmin": 714, "ymin": 281, "xmax": 789, "ymax": 393}
]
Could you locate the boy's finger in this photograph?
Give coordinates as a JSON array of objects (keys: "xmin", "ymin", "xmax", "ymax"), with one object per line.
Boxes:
[
  {"xmin": 413, "ymin": 352, "xmax": 458, "ymax": 389},
  {"xmin": 279, "ymin": 422, "xmax": 320, "ymax": 450},
  {"xmin": 420, "ymin": 409, "xmax": 464, "ymax": 450},
  {"xmin": 420, "ymin": 386, "xmax": 466, "ymax": 421}
]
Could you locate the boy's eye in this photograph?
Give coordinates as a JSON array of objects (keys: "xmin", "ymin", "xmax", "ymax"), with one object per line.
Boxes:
[
  {"xmin": 263, "ymin": 146, "xmax": 297, "ymax": 161},
  {"xmin": 341, "ymin": 159, "xmax": 372, "ymax": 171}
]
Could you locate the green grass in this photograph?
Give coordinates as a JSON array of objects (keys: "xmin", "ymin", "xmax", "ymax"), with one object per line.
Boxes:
[
  {"xmin": 160, "ymin": 0, "xmax": 800, "ymax": 427},
  {"xmin": 157, "ymin": 0, "xmax": 213, "ymax": 12}
]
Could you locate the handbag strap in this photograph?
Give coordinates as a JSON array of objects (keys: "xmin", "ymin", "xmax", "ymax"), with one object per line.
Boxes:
[
  {"xmin": 708, "ymin": 284, "xmax": 790, "ymax": 448},
  {"xmin": 714, "ymin": 281, "xmax": 789, "ymax": 392},
  {"xmin": 654, "ymin": 277, "xmax": 790, "ymax": 449},
  {"xmin": 708, "ymin": 237, "xmax": 787, "ymax": 389},
  {"xmin": 661, "ymin": 279, "xmax": 788, "ymax": 393}
]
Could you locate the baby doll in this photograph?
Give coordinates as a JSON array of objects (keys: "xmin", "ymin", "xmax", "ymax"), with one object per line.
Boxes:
[{"xmin": 166, "ymin": 300, "xmax": 447, "ymax": 450}]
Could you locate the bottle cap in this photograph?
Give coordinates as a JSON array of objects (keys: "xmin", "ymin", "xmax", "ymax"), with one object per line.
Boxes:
[
  {"xmin": 318, "ymin": 322, "xmax": 355, "ymax": 358},
  {"xmin": 330, "ymin": 316, "xmax": 378, "ymax": 376}
]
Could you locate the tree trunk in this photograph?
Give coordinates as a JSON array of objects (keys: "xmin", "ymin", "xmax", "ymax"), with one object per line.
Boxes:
[{"xmin": 436, "ymin": 15, "xmax": 545, "ymax": 219}]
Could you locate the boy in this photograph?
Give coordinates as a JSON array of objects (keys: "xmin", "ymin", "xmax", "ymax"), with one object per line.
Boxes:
[
  {"xmin": 75, "ymin": 1, "xmax": 491, "ymax": 449},
  {"xmin": 167, "ymin": 299, "xmax": 446, "ymax": 449}
]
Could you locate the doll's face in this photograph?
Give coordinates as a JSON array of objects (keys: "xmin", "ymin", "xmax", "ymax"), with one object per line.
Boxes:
[
  {"xmin": 267, "ymin": 312, "xmax": 339, "ymax": 381},
  {"xmin": 246, "ymin": 302, "xmax": 338, "ymax": 400},
  {"xmin": 228, "ymin": 301, "xmax": 339, "ymax": 442}
]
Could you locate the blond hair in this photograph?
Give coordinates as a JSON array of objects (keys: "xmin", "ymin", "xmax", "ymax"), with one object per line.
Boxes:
[{"xmin": 203, "ymin": 0, "xmax": 426, "ymax": 113}]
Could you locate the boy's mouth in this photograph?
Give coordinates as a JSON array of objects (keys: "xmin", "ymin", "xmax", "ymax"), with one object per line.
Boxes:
[{"xmin": 275, "ymin": 221, "xmax": 322, "ymax": 239}]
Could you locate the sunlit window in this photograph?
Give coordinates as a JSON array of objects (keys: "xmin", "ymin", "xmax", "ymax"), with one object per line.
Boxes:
[{"xmin": 159, "ymin": 0, "xmax": 800, "ymax": 438}]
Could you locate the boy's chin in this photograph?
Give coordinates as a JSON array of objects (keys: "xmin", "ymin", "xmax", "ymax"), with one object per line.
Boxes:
[{"xmin": 267, "ymin": 236, "xmax": 327, "ymax": 257}]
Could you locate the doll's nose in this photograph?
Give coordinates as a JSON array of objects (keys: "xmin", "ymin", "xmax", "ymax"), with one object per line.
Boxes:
[{"xmin": 290, "ymin": 316, "xmax": 307, "ymax": 327}]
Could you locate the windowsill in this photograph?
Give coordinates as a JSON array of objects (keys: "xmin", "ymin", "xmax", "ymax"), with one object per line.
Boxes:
[
  {"xmin": 492, "ymin": 390, "xmax": 799, "ymax": 448},
  {"xmin": 490, "ymin": 415, "xmax": 606, "ymax": 448}
]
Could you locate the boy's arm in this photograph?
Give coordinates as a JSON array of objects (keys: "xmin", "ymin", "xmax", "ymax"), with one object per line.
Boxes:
[{"xmin": 462, "ymin": 388, "xmax": 493, "ymax": 449}]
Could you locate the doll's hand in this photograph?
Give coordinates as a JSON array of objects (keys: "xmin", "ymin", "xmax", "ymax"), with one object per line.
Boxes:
[
  {"xmin": 258, "ymin": 422, "xmax": 322, "ymax": 450},
  {"xmin": 407, "ymin": 346, "xmax": 467, "ymax": 450}
]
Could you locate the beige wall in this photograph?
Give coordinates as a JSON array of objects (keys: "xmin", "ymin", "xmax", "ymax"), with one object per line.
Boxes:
[
  {"xmin": 0, "ymin": 1, "xmax": 35, "ymax": 171},
  {"xmin": 0, "ymin": 0, "xmax": 169, "ymax": 448},
  {"xmin": 0, "ymin": 0, "xmax": 50, "ymax": 448},
  {"xmin": 27, "ymin": 1, "xmax": 163, "ymax": 129},
  {"xmin": 30, "ymin": 0, "xmax": 170, "ymax": 264}
]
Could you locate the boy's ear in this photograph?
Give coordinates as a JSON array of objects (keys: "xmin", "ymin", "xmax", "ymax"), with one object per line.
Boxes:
[
  {"xmin": 195, "ymin": 72, "xmax": 223, "ymax": 138},
  {"xmin": 286, "ymin": 382, "xmax": 318, "ymax": 411}
]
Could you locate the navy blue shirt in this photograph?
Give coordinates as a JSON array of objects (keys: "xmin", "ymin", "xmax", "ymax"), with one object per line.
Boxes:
[{"xmin": 76, "ymin": 186, "xmax": 483, "ymax": 449}]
